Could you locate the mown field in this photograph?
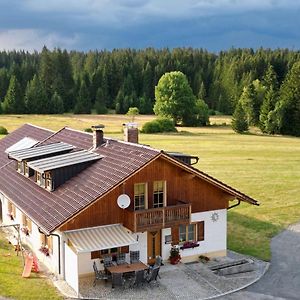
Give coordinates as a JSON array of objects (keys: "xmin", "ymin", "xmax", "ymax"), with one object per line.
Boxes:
[{"xmin": 1, "ymin": 114, "xmax": 300, "ymax": 261}]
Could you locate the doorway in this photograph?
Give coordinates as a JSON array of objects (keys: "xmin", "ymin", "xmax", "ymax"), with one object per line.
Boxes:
[{"xmin": 147, "ymin": 230, "xmax": 161, "ymax": 265}]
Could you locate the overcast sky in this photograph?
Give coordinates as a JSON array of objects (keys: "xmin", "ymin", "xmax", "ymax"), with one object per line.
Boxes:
[{"xmin": 0, "ymin": 0, "xmax": 299, "ymax": 52}]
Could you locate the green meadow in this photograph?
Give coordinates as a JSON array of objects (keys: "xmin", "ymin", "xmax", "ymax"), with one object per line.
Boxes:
[{"xmin": 1, "ymin": 114, "xmax": 300, "ymax": 261}]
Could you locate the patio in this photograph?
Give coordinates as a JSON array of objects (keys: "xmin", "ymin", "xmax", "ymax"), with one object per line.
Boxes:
[{"xmin": 73, "ymin": 251, "xmax": 268, "ymax": 299}]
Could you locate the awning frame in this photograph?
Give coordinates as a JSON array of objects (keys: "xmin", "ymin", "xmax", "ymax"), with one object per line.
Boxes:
[{"xmin": 64, "ymin": 223, "xmax": 137, "ymax": 253}]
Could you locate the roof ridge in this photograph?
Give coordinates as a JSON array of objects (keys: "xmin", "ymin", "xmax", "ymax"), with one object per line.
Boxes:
[
  {"xmin": 25, "ymin": 123, "xmax": 55, "ymax": 133},
  {"xmin": 64, "ymin": 127, "xmax": 93, "ymax": 136},
  {"xmin": 35, "ymin": 126, "xmax": 67, "ymax": 146},
  {"xmin": 108, "ymin": 138, "xmax": 161, "ymax": 153}
]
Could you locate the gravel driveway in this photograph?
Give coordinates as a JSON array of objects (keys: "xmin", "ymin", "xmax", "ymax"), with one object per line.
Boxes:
[{"xmin": 222, "ymin": 223, "xmax": 300, "ymax": 300}]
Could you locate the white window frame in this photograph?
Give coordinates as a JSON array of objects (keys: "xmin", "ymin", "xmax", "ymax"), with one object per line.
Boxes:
[
  {"xmin": 134, "ymin": 183, "xmax": 148, "ymax": 210},
  {"xmin": 153, "ymin": 180, "xmax": 166, "ymax": 208}
]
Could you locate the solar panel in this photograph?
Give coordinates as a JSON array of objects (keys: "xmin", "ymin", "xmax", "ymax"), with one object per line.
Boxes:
[
  {"xmin": 27, "ymin": 150, "xmax": 102, "ymax": 172},
  {"xmin": 5, "ymin": 137, "xmax": 39, "ymax": 154},
  {"xmin": 8, "ymin": 141, "xmax": 75, "ymax": 161}
]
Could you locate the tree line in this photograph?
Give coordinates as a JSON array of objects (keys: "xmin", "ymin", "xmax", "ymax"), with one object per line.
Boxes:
[{"xmin": 0, "ymin": 47, "xmax": 300, "ymax": 135}]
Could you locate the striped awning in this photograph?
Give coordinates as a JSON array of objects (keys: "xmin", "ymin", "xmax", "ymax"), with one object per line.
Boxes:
[{"xmin": 64, "ymin": 224, "xmax": 137, "ymax": 253}]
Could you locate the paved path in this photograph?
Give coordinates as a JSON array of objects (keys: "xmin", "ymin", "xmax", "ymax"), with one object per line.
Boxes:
[{"xmin": 222, "ymin": 223, "xmax": 300, "ymax": 300}]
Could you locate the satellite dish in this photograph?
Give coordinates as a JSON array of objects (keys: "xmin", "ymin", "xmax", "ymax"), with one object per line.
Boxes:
[{"xmin": 117, "ymin": 194, "xmax": 131, "ymax": 209}]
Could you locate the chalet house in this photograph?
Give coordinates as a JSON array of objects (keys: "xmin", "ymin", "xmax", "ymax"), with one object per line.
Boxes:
[{"xmin": 0, "ymin": 123, "xmax": 258, "ymax": 294}]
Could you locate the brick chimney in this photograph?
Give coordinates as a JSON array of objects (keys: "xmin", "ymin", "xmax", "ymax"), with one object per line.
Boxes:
[
  {"xmin": 91, "ymin": 124, "xmax": 105, "ymax": 149},
  {"xmin": 123, "ymin": 123, "xmax": 138, "ymax": 144}
]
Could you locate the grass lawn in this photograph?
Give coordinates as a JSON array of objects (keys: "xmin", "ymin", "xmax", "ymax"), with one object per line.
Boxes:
[
  {"xmin": 0, "ymin": 230, "xmax": 62, "ymax": 300},
  {"xmin": 1, "ymin": 114, "xmax": 300, "ymax": 261}
]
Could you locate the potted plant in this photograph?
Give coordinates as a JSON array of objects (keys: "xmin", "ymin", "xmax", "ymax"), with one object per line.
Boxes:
[{"xmin": 169, "ymin": 246, "xmax": 181, "ymax": 265}]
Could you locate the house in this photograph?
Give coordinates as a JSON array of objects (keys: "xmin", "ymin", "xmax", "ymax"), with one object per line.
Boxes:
[{"xmin": 0, "ymin": 123, "xmax": 258, "ymax": 295}]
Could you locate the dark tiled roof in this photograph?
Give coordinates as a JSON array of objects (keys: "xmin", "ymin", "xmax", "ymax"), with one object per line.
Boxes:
[
  {"xmin": 0, "ymin": 125, "xmax": 160, "ymax": 233},
  {"xmin": 0, "ymin": 124, "xmax": 258, "ymax": 234}
]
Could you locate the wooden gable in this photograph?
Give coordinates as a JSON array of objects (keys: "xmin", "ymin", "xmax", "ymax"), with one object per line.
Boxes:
[{"xmin": 59, "ymin": 155, "xmax": 233, "ymax": 232}]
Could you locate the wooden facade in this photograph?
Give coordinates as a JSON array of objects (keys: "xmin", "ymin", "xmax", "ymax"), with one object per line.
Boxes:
[{"xmin": 59, "ymin": 155, "xmax": 233, "ymax": 232}]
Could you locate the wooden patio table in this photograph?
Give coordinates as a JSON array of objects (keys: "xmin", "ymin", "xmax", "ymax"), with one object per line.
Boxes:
[{"xmin": 107, "ymin": 261, "xmax": 148, "ymax": 274}]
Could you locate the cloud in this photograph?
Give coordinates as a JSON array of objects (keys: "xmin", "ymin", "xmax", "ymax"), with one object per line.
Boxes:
[
  {"xmin": 0, "ymin": 0, "xmax": 299, "ymax": 51},
  {"xmin": 0, "ymin": 30, "xmax": 79, "ymax": 51}
]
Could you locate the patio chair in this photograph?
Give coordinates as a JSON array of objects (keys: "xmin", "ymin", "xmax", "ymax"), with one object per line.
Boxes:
[
  {"xmin": 116, "ymin": 253, "xmax": 126, "ymax": 265},
  {"xmin": 130, "ymin": 269, "xmax": 146, "ymax": 288},
  {"xmin": 93, "ymin": 262, "xmax": 109, "ymax": 286},
  {"xmin": 148, "ymin": 255, "xmax": 162, "ymax": 279},
  {"xmin": 146, "ymin": 266, "xmax": 160, "ymax": 285},
  {"xmin": 103, "ymin": 255, "xmax": 115, "ymax": 274},
  {"xmin": 130, "ymin": 250, "xmax": 140, "ymax": 264},
  {"xmin": 112, "ymin": 273, "xmax": 125, "ymax": 288}
]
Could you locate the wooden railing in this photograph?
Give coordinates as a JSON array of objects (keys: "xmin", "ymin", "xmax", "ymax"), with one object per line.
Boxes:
[{"xmin": 124, "ymin": 203, "xmax": 191, "ymax": 232}]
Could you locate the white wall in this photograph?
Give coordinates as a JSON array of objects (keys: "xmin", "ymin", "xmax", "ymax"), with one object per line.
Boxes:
[
  {"xmin": 161, "ymin": 209, "xmax": 227, "ymax": 261},
  {"xmin": 129, "ymin": 232, "xmax": 147, "ymax": 264},
  {"xmin": 64, "ymin": 243, "xmax": 79, "ymax": 294},
  {"xmin": 0, "ymin": 192, "xmax": 60, "ymax": 274}
]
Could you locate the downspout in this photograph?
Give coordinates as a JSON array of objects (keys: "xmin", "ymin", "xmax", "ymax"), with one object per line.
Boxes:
[
  {"xmin": 227, "ymin": 199, "xmax": 241, "ymax": 210},
  {"xmin": 38, "ymin": 228, "xmax": 61, "ymax": 275}
]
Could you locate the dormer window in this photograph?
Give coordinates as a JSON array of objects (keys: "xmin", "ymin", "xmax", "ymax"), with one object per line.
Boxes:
[
  {"xmin": 17, "ymin": 161, "xmax": 21, "ymax": 173},
  {"xmin": 45, "ymin": 172, "xmax": 53, "ymax": 191},
  {"xmin": 36, "ymin": 172, "xmax": 41, "ymax": 185}
]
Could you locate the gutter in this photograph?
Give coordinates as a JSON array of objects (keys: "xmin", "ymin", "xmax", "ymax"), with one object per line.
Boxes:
[{"xmin": 227, "ymin": 199, "xmax": 241, "ymax": 210}]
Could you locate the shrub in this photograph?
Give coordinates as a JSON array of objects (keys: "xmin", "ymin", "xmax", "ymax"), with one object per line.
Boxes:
[
  {"xmin": 141, "ymin": 118, "xmax": 177, "ymax": 133},
  {"xmin": 141, "ymin": 120, "xmax": 161, "ymax": 133},
  {"xmin": 0, "ymin": 126, "xmax": 8, "ymax": 135},
  {"xmin": 84, "ymin": 128, "xmax": 93, "ymax": 133}
]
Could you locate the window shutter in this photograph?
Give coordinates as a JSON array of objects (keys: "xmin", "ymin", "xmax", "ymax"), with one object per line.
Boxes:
[
  {"xmin": 197, "ymin": 221, "xmax": 205, "ymax": 241},
  {"xmin": 48, "ymin": 236, "xmax": 53, "ymax": 254},
  {"xmin": 171, "ymin": 226, "xmax": 179, "ymax": 245}
]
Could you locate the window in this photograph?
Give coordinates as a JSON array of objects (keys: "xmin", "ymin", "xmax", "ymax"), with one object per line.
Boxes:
[
  {"xmin": 153, "ymin": 181, "xmax": 165, "ymax": 208},
  {"xmin": 22, "ymin": 214, "xmax": 32, "ymax": 233},
  {"xmin": 7, "ymin": 201, "xmax": 16, "ymax": 219},
  {"xmin": 45, "ymin": 172, "xmax": 52, "ymax": 191},
  {"xmin": 134, "ymin": 183, "xmax": 147, "ymax": 210},
  {"xmin": 36, "ymin": 172, "xmax": 41, "ymax": 185},
  {"xmin": 91, "ymin": 246, "xmax": 129, "ymax": 259},
  {"xmin": 40, "ymin": 234, "xmax": 53, "ymax": 254},
  {"xmin": 179, "ymin": 224, "xmax": 196, "ymax": 243},
  {"xmin": 24, "ymin": 162, "xmax": 29, "ymax": 177}
]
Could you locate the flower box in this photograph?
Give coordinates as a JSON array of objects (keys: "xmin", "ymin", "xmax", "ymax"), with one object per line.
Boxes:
[
  {"xmin": 39, "ymin": 246, "xmax": 50, "ymax": 256},
  {"xmin": 21, "ymin": 227, "xmax": 30, "ymax": 236},
  {"xmin": 180, "ymin": 241, "xmax": 199, "ymax": 250}
]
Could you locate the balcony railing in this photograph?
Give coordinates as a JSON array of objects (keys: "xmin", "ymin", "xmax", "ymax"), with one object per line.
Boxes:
[{"xmin": 124, "ymin": 203, "xmax": 191, "ymax": 232}]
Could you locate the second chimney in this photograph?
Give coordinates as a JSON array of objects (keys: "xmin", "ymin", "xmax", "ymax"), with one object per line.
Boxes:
[
  {"xmin": 123, "ymin": 123, "xmax": 138, "ymax": 144},
  {"xmin": 91, "ymin": 124, "xmax": 105, "ymax": 149}
]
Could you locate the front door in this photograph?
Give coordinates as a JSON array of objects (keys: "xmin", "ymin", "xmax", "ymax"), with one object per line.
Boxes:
[{"xmin": 147, "ymin": 230, "xmax": 161, "ymax": 265}]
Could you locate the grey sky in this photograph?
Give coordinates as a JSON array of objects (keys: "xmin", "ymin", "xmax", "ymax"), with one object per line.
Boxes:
[{"xmin": 0, "ymin": 0, "xmax": 299, "ymax": 51}]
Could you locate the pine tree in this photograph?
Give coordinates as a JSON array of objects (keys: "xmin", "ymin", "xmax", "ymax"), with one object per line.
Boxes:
[
  {"xmin": 24, "ymin": 75, "xmax": 48, "ymax": 113},
  {"xmin": 94, "ymin": 88, "xmax": 108, "ymax": 114},
  {"xmin": 74, "ymin": 81, "xmax": 91, "ymax": 114},
  {"xmin": 239, "ymin": 84, "xmax": 257, "ymax": 125},
  {"xmin": 198, "ymin": 81, "xmax": 206, "ymax": 100},
  {"xmin": 51, "ymin": 92, "xmax": 64, "ymax": 114},
  {"xmin": 3, "ymin": 76, "xmax": 25, "ymax": 114},
  {"xmin": 259, "ymin": 87, "xmax": 277, "ymax": 133},
  {"xmin": 232, "ymin": 101, "xmax": 249, "ymax": 133},
  {"xmin": 276, "ymin": 62, "xmax": 300, "ymax": 136}
]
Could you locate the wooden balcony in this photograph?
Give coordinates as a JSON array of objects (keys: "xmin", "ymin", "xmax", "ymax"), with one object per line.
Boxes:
[{"xmin": 124, "ymin": 203, "xmax": 191, "ymax": 232}]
